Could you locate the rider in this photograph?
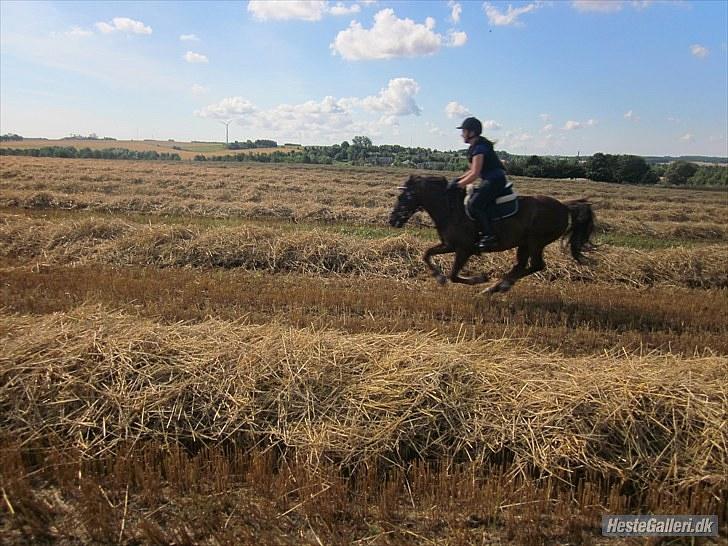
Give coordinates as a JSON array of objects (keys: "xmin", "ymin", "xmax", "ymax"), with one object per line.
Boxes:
[{"xmin": 449, "ymin": 117, "xmax": 510, "ymax": 251}]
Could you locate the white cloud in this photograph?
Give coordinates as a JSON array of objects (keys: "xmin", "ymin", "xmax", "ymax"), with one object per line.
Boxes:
[
  {"xmin": 426, "ymin": 121, "xmax": 444, "ymax": 135},
  {"xmin": 247, "ymin": 1, "xmax": 328, "ymax": 21},
  {"xmin": 447, "ymin": 30, "xmax": 468, "ymax": 47},
  {"xmin": 195, "ymin": 97, "xmax": 257, "ymax": 119},
  {"xmin": 194, "ymin": 78, "xmax": 422, "ymax": 142},
  {"xmin": 571, "ymin": 1, "xmax": 623, "ymax": 13},
  {"xmin": 690, "ymin": 44, "xmax": 709, "ymax": 59},
  {"xmin": 329, "ymin": 2, "xmax": 361, "ymax": 15},
  {"xmin": 563, "ymin": 119, "xmax": 596, "ymax": 130},
  {"xmin": 572, "ymin": 1, "xmax": 655, "ymax": 12},
  {"xmin": 184, "ymin": 51, "xmax": 209, "ymax": 63},
  {"xmin": 331, "ymin": 9, "xmax": 463, "ymax": 60},
  {"xmin": 680, "ymin": 133, "xmax": 694, "ymax": 142},
  {"xmin": 483, "ymin": 119, "xmax": 502, "ymax": 130},
  {"xmin": 539, "ymin": 113, "xmax": 551, "ymax": 122},
  {"xmin": 352, "ymin": 77, "xmax": 422, "ymax": 116},
  {"xmin": 624, "ymin": 110, "xmax": 639, "ymax": 121},
  {"xmin": 483, "ymin": 2, "xmax": 542, "ymax": 26},
  {"xmin": 180, "ymin": 33, "xmax": 199, "ymax": 41},
  {"xmin": 95, "ymin": 17, "xmax": 152, "ymax": 35},
  {"xmin": 66, "ymin": 26, "xmax": 93, "ymax": 37},
  {"xmin": 631, "ymin": 1, "xmax": 653, "ymax": 9},
  {"xmin": 191, "ymin": 84, "xmax": 209, "ymax": 96},
  {"xmin": 541, "ymin": 123, "xmax": 553, "ymax": 132},
  {"xmin": 448, "ymin": 1, "xmax": 462, "ymax": 23},
  {"xmin": 445, "ymin": 101, "xmax": 470, "ymax": 119},
  {"xmin": 499, "ymin": 130, "xmax": 534, "ymax": 151}
]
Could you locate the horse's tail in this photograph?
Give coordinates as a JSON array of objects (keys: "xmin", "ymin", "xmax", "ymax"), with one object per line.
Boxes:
[{"xmin": 563, "ymin": 199, "xmax": 595, "ymax": 264}]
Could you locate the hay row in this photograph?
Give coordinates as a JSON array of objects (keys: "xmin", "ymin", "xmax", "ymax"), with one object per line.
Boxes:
[
  {"xmin": 1, "ymin": 306, "xmax": 726, "ymax": 493},
  {"xmin": 3, "ymin": 156, "xmax": 727, "ymax": 242},
  {"xmin": 2, "ymin": 214, "xmax": 727, "ymax": 288}
]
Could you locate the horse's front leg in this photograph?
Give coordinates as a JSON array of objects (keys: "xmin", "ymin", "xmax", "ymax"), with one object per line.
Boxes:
[
  {"xmin": 423, "ymin": 243, "xmax": 454, "ymax": 285},
  {"xmin": 450, "ymin": 249, "xmax": 489, "ymax": 285}
]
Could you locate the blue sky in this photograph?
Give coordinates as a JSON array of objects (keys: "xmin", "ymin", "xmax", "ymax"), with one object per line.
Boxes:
[{"xmin": 1, "ymin": 0, "xmax": 726, "ymax": 155}]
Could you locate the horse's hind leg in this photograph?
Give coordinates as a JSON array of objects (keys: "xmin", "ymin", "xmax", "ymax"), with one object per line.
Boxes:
[
  {"xmin": 483, "ymin": 245, "xmax": 529, "ymax": 294},
  {"xmin": 424, "ymin": 243, "xmax": 454, "ymax": 285},
  {"xmin": 450, "ymin": 249, "xmax": 489, "ymax": 285}
]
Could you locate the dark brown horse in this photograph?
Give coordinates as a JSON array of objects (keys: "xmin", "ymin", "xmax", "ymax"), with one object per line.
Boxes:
[{"xmin": 389, "ymin": 174, "xmax": 595, "ymax": 293}]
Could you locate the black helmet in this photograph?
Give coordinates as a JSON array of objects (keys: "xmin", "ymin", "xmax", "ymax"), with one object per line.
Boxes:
[{"xmin": 457, "ymin": 117, "xmax": 482, "ymax": 135}]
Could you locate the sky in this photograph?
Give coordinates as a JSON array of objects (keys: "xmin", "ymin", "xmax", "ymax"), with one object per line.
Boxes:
[{"xmin": 1, "ymin": 0, "xmax": 726, "ymax": 156}]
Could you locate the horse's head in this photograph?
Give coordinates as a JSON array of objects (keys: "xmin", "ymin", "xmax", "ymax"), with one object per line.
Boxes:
[{"xmin": 389, "ymin": 175, "xmax": 423, "ymax": 228}]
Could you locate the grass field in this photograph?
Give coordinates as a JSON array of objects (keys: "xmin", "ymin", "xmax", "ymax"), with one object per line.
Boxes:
[
  {"xmin": 0, "ymin": 138, "xmax": 301, "ymax": 159},
  {"xmin": 1, "ymin": 156, "xmax": 727, "ymax": 545}
]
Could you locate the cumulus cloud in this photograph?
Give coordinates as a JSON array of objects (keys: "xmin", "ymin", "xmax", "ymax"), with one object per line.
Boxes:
[
  {"xmin": 624, "ymin": 110, "xmax": 639, "ymax": 121},
  {"xmin": 351, "ymin": 77, "xmax": 422, "ymax": 116},
  {"xmin": 540, "ymin": 123, "xmax": 553, "ymax": 132},
  {"xmin": 329, "ymin": 2, "xmax": 361, "ymax": 15},
  {"xmin": 690, "ymin": 44, "xmax": 709, "ymax": 59},
  {"xmin": 65, "ymin": 26, "xmax": 93, "ymax": 37},
  {"xmin": 194, "ymin": 78, "xmax": 422, "ymax": 142},
  {"xmin": 572, "ymin": 1, "xmax": 654, "ymax": 12},
  {"xmin": 448, "ymin": 1, "xmax": 462, "ymax": 23},
  {"xmin": 483, "ymin": 119, "xmax": 502, "ymax": 130},
  {"xmin": 180, "ymin": 33, "xmax": 199, "ymax": 41},
  {"xmin": 331, "ymin": 9, "xmax": 464, "ymax": 60},
  {"xmin": 571, "ymin": 1, "xmax": 623, "ymax": 12},
  {"xmin": 191, "ymin": 84, "xmax": 209, "ymax": 96},
  {"xmin": 563, "ymin": 119, "xmax": 597, "ymax": 130},
  {"xmin": 483, "ymin": 2, "xmax": 542, "ymax": 26},
  {"xmin": 184, "ymin": 51, "xmax": 209, "ymax": 63},
  {"xmin": 95, "ymin": 17, "xmax": 152, "ymax": 35},
  {"xmin": 680, "ymin": 133, "xmax": 694, "ymax": 142},
  {"xmin": 447, "ymin": 30, "xmax": 468, "ymax": 47},
  {"xmin": 445, "ymin": 101, "xmax": 470, "ymax": 119},
  {"xmin": 247, "ymin": 1, "xmax": 328, "ymax": 21},
  {"xmin": 195, "ymin": 97, "xmax": 257, "ymax": 119}
]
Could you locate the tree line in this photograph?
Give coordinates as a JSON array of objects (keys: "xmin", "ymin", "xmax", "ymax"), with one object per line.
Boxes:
[
  {"xmin": 2, "ymin": 138, "xmax": 725, "ymax": 186},
  {"xmin": 0, "ymin": 147, "xmax": 181, "ymax": 161}
]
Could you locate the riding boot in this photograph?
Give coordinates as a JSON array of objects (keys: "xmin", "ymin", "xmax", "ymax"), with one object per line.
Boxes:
[{"xmin": 477, "ymin": 213, "xmax": 498, "ymax": 251}]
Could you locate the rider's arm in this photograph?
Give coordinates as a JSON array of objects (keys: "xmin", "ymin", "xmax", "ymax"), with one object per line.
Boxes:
[{"xmin": 457, "ymin": 154, "xmax": 483, "ymax": 188}]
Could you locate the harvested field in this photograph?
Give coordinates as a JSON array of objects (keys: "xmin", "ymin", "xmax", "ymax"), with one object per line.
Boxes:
[
  {"xmin": 1, "ymin": 156, "xmax": 727, "ymax": 544},
  {"xmin": 0, "ymin": 138, "xmax": 301, "ymax": 160}
]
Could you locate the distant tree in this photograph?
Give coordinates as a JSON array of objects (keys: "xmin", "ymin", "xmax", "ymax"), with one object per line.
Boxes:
[
  {"xmin": 0, "ymin": 133, "xmax": 23, "ymax": 141},
  {"xmin": 352, "ymin": 136, "xmax": 372, "ymax": 148},
  {"xmin": 616, "ymin": 155, "xmax": 650, "ymax": 184},
  {"xmin": 639, "ymin": 169, "xmax": 660, "ymax": 185},
  {"xmin": 664, "ymin": 161, "xmax": 698, "ymax": 185},
  {"xmin": 586, "ymin": 153, "xmax": 616, "ymax": 182}
]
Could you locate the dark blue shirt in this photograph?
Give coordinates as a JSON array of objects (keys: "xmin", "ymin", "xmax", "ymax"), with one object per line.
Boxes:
[{"xmin": 468, "ymin": 137, "xmax": 505, "ymax": 179}]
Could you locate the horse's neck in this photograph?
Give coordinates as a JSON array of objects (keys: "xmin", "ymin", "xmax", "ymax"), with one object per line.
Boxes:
[{"xmin": 419, "ymin": 190, "xmax": 454, "ymax": 231}]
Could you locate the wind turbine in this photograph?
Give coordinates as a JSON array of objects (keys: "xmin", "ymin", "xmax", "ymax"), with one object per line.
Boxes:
[{"xmin": 219, "ymin": 120, "xmax": 232, "ymax": 145}]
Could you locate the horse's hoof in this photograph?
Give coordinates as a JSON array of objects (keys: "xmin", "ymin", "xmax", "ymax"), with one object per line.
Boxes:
[
  {"xmin": 498, "ymin": 280, "xmax": 513, "ymax": 293},
  {"xmin": 436, "ymin": 274, "xmax": 447, "ymax": 286},
  {"xmin": 475, "ymin": 273, "xmax": 489, "ymax": 283}
]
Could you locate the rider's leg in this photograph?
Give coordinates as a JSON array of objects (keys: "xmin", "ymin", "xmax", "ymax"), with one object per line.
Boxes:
[{"xmin": 469, "ymin": 179, "xmax": 501, "ymax": 249}]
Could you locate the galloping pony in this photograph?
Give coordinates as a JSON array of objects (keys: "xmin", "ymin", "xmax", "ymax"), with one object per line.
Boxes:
[{"xmin": 389, "ymin": 175, "xmax": 595, "ymax": 293}]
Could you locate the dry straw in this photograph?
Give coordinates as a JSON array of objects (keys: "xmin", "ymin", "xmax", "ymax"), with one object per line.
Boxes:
[
  {"xmin": 2, "ymin": 215, "xmax": 727, "ymax": 288},
  {"xmin": 2, "ymin": 306, "xmax": 726, "ymax": 495}
]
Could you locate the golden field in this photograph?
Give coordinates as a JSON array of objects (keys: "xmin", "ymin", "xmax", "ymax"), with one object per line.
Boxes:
[
  {"xmin": 0, "ymin": 139, "xmax": 301, "ymax": 159},
  {"xmin": 1, "ymin": 156, "xmax": 727, "ymax": 545}
]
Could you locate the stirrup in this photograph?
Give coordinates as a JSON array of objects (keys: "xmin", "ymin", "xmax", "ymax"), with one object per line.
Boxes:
[{"xmin": 477, "ymin": 235, "xmax": 498, "ymax": 251}]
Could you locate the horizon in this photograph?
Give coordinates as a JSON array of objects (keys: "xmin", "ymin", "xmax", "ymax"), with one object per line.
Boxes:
[
  {"xmin": 1, "ymin": 1, "xmax": 727, "ymax": 157},
  {"xmin": 3, "ymin": 134, "xmax": 728, "ymax": 160}
]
